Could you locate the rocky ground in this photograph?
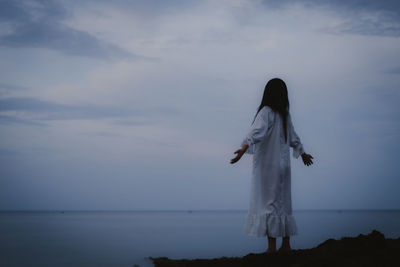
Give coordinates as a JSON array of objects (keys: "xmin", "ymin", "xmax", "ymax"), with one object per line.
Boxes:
[{"xmin": 150, "ymin": 230, "xmax": 400, "ymax": 266}]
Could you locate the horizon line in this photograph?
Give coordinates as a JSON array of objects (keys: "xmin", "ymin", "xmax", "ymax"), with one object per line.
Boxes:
[{"xmin": 1, "ymin": 208, "xmax": 400, "ymax": 212}]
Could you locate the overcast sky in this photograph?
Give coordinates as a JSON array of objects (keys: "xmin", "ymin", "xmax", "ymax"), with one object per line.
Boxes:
[{"xmin": 1, "ymin": 0, "xmax": 399, "ymax": 210}]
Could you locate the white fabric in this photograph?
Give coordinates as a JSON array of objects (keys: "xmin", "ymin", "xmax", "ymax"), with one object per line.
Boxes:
[{"xmin": 241, "ymin": 106, "xmax": 305, "ymax": 237}]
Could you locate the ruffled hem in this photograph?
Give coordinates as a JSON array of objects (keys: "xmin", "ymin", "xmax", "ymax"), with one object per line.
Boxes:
[{"xmin": 244, "ymin": 212, "xmax": 298, "ymax": 237}]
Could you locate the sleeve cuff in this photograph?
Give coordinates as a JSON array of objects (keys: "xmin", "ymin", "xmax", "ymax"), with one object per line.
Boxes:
[
  {"xmin": 241, "ymin": 139, "xmax": 255, "ymax": 155},
  {"xmin": 292, "ymin": 144, "xmax": 305, "ymax": 159}
]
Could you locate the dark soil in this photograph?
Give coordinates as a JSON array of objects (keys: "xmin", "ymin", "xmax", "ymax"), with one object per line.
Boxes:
[{"xmin": 150, "ymin": 230, "xmax": 400, "ymax": 266}]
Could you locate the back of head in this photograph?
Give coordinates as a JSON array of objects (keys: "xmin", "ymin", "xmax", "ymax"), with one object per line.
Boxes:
[
  {"xmin": 262, "ymin": 78, "xmax": 289, "ymax": 114},
  {"xmin": 253, "ymin": 77, "xmax": 290, "ymax": 141}
]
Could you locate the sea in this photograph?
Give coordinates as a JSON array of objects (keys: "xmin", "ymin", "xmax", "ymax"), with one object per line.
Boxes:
[{"xmin": 1, "ymin": 210, "xmax": 400, "ymax": 267}]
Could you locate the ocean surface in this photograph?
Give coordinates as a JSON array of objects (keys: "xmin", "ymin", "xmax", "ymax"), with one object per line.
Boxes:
[{"xmin": 1, "ymin": 210, "xmax": 400, "ymax": 267}]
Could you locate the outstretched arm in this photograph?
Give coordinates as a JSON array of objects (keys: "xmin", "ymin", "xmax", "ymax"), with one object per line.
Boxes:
[
  {"xmin": 288, "ymin": 113, "xmax": 313, "ymax": 166},
  {"xmin": 230, "ymin": 108, "xmax": 269, "ymax": 164}
]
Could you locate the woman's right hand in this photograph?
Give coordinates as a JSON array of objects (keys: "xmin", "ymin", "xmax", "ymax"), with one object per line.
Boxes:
[
  {"xmin": 301, "ymin": 153, "xmax": 313, "ymax": 166},
  {"xmin": 230, "ymin": 144, "xmax": 249, "ymax": 164}
]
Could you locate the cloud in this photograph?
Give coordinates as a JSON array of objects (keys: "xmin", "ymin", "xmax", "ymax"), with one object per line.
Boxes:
[
  {"xmin": 0, "ymin": 114, "xmax": 46, "ymax": 126},
  {"xmin": 0, "ymin": 96, "xmax": 150, "ymax": 121},
  {"xmin": 1, "ymin": 0, "xmax": 400, "ymax": 210},
  {"xmin": 292, "ymin": 0, "xmax": 400, "ymax": 37},
  {"xmin": 0, "ymin": 82, "xmax": 29, "ymax": 97},
  {"xmin": 0, "ymin": 95, "xmax": 182, "ymax": 131},
  {"xmin": 0, "ymin": 82, "xmax": 28, "ymax": 91},
  {"xmin": 0, "ymin": 147, "xmax": 21, "ymax": 156},
  {"xmin": 383, "ymin": 65, "xmax": 400, "ymax": 74},
  {"xmin": 257, "ymin": 0, "xmax": 400, "ymax": 37},
  {"xmin": 0, "ymin": 0, "xmax": 138, "ymax": 59},
  {"xmin": 270, "ymin": 0, "xmax": 400, "ymax": 18},
  {"xmin": 320, "ymin": 15, "xmax": 400, "ymax": 37}
]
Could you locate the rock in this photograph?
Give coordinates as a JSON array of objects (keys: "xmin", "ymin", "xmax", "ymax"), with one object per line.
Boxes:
[{"xmin": 150, "ymin": 230, "xmax": 400, "ymax": 267}]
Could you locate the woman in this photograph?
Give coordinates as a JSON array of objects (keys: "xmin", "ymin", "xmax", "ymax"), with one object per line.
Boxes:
[{"xmin": 230, "ymin": 78, "xmax": 313, "ymax": 254}]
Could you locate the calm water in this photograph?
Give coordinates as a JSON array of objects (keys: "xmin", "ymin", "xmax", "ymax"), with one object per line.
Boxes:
[{"xmin": 1, "ymin": 210, "xmax": 400, "ymax": 267}]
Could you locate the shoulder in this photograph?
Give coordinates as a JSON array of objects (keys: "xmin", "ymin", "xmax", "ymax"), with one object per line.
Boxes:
[
  {"xmin": 259, "ymin": 106, "xmax": 274, "ymax": 120},
  {"xmin": 260, "ymin": 105, "xmax": 272, "ymax": 115},
  {"xmin": 255, "ymin": 106, "xmax": 273, "ymax": 123}
]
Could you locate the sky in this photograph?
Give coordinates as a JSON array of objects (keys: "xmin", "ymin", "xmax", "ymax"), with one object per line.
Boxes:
[{"xmin": 0, "ymin": 0, "xmax": 399, "ymax": 211}]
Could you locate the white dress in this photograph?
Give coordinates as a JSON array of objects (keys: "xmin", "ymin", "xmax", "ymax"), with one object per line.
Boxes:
[{"xmin": 241, "ymin": 106, "xmax": 305, "ymax": 237}]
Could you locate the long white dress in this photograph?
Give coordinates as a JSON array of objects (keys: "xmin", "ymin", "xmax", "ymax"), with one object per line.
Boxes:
[{"xmin": 241, "ymin": 105, "xmax": 305, "ymax": 237}]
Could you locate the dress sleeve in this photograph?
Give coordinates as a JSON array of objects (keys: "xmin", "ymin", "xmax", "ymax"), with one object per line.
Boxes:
[
  {"xmin": 240, "ymin": 107, "xmax": 269, "ymax": 154},
  {"xmin": 288, "ymin": 112, "xmax": 305, "ymax": 159}
]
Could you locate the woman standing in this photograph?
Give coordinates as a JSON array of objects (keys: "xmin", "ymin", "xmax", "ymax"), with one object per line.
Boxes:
[{"xmin": 230, "ymin": 78, "xmax": 313, "ymax": 254}]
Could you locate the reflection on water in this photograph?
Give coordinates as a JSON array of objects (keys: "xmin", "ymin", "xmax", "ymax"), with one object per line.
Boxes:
[{"xmin": 1, "ymin": 210, "xmax": 399, "ymax": 266}]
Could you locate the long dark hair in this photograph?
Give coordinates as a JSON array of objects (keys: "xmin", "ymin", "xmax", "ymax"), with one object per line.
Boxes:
[{"xmin": 252, "ymin": 78, "xmax": 290, "ymax": 142}]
